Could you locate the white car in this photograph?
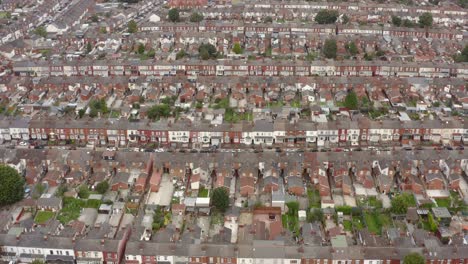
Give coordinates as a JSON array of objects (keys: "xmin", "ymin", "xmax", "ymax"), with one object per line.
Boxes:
[
  {"xmin": 19, "ymin": 141, "xmax": 28, "ymax": 146},
  {"xmin": 106, "ymin": 147, "xmax": 117, "ymax": 151}
]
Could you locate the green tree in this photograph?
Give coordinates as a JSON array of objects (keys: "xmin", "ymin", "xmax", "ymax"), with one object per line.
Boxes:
[
  {"xmin": 137, "ymin": 43, "xmax": 145, "ymax": 54},
  {"xmin": 127, "ymin": 20, "xmax": 138, "ymax": 33},
  {"xmin": 147, "ymin": 104, "xmax": 171, "ymax": 120},
  {"xmin": 34, "ymin": 26, "xmax": 47, "ymax": 38},
  {"xmin": 345, "ymin": 41, "xmax": 358, "ymax": 56},
  {"xmin": 95, "ymin": 181, "xmax": 109, "ymax": 194},
  {"xmin": 78, "ymin": 185, "xmax": 90, "ymax": 199},
  {"xmin": 90, "ymin": 14, "xmax": 99, "ymax": 23},
  {"xmin": 391, "ymin": 15, "xmax": 402, "ymax": 26},
  {"xmin": 263, "ymin": 16, "xmax": 273, "ymax": 23},
  {"xmin": 454, "ymin": 44, "xmax": 468, "ymax": 62},
  {"xmin": 391, "ymin": 193, "xmax": 416, "ymax": 214},
  {"xmin": 314, "ymin": 9, "xmax": 339, "ymax": 24},
  {"xmin": 342, "ymin": 14, "xmax": 349, "ymax": 24},
  {"xmin": 418, "ymin": 12, "xmax": 433, "ymax": 28},
  {"xmin": 344, "ymin": 91, "xmax": 358, "ymax": 110},
  {"xmin": 212, "ymin": 187, "xmax": 229, "ymax": 212},
  {"xmin": 86, "ymin": 42, "xmax": 92, "ymax": 53},
  {"xmin": 323, "ymin": 39, "xmax": 337, "ymax": 59},
  {"xmin": 402, "ymin": 19, "xmax": 416, "ymax": 27},
  {"xmin": 232, "ymin": 42, "xmax": 243, "ymax": 54},
  {"xmin": 403, "ymin": 253, "xmax": 425, "ymax": 264},
  {"xmin": 0, "ymin": 165, "xmax": 25, "ymax": 206},
  {"xmin": 78, "ymin": 109, "xmax": 85, "ymax": 118},
  {"xmin": 189, "ymin": 12, "xmax": 203, "ymax": 22},
  {"xmin": 198, "ymin": 43, "xmax": 217, "ymax": 60},
  {"xmin": 308, "ymin": 209, "xmax": 324, "ymax": 223},
  {"xmin": 176, "ymin": 50, "xmax": 187, "ymax": 60},
  {"xmin": 168, "ymin": 8, "xmax": 180, "ymax": 22}
]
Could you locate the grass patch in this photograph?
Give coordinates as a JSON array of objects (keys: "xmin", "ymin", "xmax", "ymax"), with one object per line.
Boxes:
[
  {"xmin": 57, "ymin": 197, "xmax": 101, "ymax": 224},
  {"xmin": 343, "ymin": 220, "xmax": 353, "ymax": 231},
  {"xmin": 358, "ymin": 197, "xmax": 383, "ymax": 209},
  {"xmin": 352, "ymin": 216, "xmax": 364, "ymax": 230},
  {"xmin": 284, "ymin": 201, "xmax": 300, "ymax": 235},
  {"xmin": 308, "ymin": 189, "xmax": 321, "ymax": 208},
  {"xmin": 198, "ymin": 186, "xmax": 209, "ymax": 198},
  {"xmin": 210, "ymin": 210, "xmax": 224, "ymax": 226},
  {"xmin": 363, "ymin": 212, "xmax": 392, "ymax": 235},
  {"xmin": 34, "ymin": 211, "xmax": 55, "ymax": 224},
  {"xmin": 435, "ymin": 198, "xmax": 451, "ymax": 208}
]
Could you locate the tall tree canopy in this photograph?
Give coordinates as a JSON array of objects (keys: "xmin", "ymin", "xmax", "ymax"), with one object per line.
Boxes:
[{"xmin": 0, "ymin": 165, "xmax": 25, "ymax": 206}]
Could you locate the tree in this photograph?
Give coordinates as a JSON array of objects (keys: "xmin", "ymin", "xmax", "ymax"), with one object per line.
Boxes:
[
  {"xmin": 342, "ymin": 14, "xmax": 349, "ymax": 24},
  {"xmin": 137, "ymin": 43, "xmax": 145, "ymax": 54},
  {"xmin": 454, "ymin": 44, "xmax": 468, "ymax": 62},
  {"xmin": 323, "ymin": 39, "xmax": 337, "ymax": 59},
  {"xmin": 90, "ymin": 14, "xmax": 99, "ymax": 23},
  {"xmin": 211, "ymin": 187, "xmax": 229, "ymax": 212},
  {"xmin": 314, "ymin": 9, "xmax": 339, "ymax": 24},
  {"xmin": 78, "ymin": 109, "xmax": 85, "ymax": 118},
  {"xmin": 391, "ymin": 15, "xmax": 402, "ymax": 26},
  {"xmin": 95, "ymin": 181, "xmax": 109, "ymax": 194},
  {"xmin": 345, "ymin": 41, "xmax": 358, "ymax": 56},
  {"xmin": 34, "ymin": 26, "xmax": 47, "ymax": 38},
  {"xmin": 86, "ymin": 42, "xmax": 92, "ymax": 53},
  {"xmin": 198, "ymin": 43, "xmax": 217, "ymax": 60},
  {"xmin": 127, "ymin": 20, "xmax": 137, "ymax": 33},
  {"xmin": 263, "ymin": 16, "xmax": 273, "ymax": 23},
  {"xmin": 147, "ymin": 104, "xmax": 171, "ymax": 120},
  {"xmin": 168, "ymin": 8, "xmax": 180, "ymax": 22},
  {"xmin": 308, "ymin": 209, "xmax": 324, "ymax": 223},
  {"xmin": 78, "ymin": 185, "xmax": 90, "ymax": 199},
  {"xmin": 176, "ymin": 50, "xmax": 187, "ymax": 60},
  {"xmin": 391, "ymin": 193, "xmax": 416, "ymax": 214},
  {"xmin": 344, "ymin": 91, "xmax": 358, "ymax": 110},
  {"xmin": 189, "ymin": 12, "xmax": 203, "ymax": 23},
  {"xmin": 418, "ymin": 12, "xmax": 433, "ymax": 28},
  {"xmin": 0, "ymin": 165, "xmax": 25, "ymax": 206},
  {"xmin": 232, "ymin": 42, "xmax": 243, "ymax": 54},
  {"xmin": 403, "ymin": 253, "xmax": 425, "ymax": 264}
]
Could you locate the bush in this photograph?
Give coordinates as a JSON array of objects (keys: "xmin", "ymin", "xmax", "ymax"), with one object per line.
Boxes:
[
  {"xmin": 95, "ymin": 181, "xmax": 109, "ymax": 194},
  {"xmin": 314, "ymin": 9, "xmax": 339, "ymax": 24},
  {"xmin": 168, "ymin": 8, "xmax": 180, "ymax": 22},
  {"xmin": 323, "ymin": 39, "xmax": 337, "ymax": 59},
  {"xmin": 199, "ymin": 43, "xmax": 217, "ymax": 60},
  {"xmin": 128, "ymin": 20, "xmax": 137, "ymax": 33},
  {"xmin": 212, "ymin": 188, "xmax": 229, "ymax": 212},
  {"xmin": 189, "ymin": 12, "xmax": 203, "ymax": 22}
]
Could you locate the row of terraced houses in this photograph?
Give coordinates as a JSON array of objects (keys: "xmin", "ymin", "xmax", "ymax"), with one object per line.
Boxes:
[
  {"xmin": 1, "ymin": 117, "xmax": 466, "ymax": 147},
  {"xmin": 1, "ymin": 234, "xmax": 468, "ymax": 264},
  {"xmin": 12, "ymin": 60, "xmax": 468, "ymax": 79}
]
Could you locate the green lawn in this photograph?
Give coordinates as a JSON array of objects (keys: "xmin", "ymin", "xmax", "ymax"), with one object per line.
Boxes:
[
  {"xmin": 435, "ymin": 198, "xmax": 451, "ymax": 208},
  {"xmin": 308, "ymin": 189, "xmax": 321, "ymax": 208},
  {"xmin": 57, "ymin": 197, "xmax": 102, "ymax": 224},
  {"xmin": 282, "ymin": 214, "xmax": 299, "ymax": 233},
  {"xmin": 198, "ymin": 186, "xmax": 209, "ymax": 198},
  {"xmin": 358, "ymin": 197, "xmax": 383, "ymax": 209},
  {"xmin": 343, "ymin": 220, "xmax": 353, "ymax": 231},
  {"xmin": 364, "ymin": 212, "xmax": 392, "ymax": 235},
  {"xmin": 34, "ymin": 211, "xmax": 55, "ymax": 224}
]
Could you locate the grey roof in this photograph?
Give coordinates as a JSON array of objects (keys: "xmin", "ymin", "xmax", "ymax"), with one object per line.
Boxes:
[{"xmin": 431, "ymin": 207, "xmax": 451, "ymax": 218}]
